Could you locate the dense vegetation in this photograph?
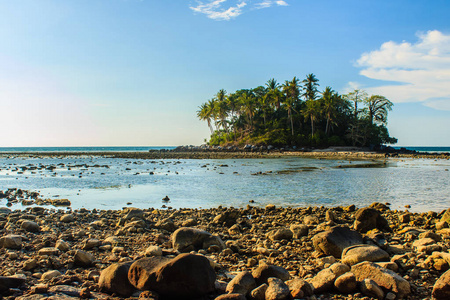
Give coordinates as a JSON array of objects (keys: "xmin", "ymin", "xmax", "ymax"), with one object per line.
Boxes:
[{"xmin": 197, "ymin": 74, "xmax": 397, "ymax": 148}]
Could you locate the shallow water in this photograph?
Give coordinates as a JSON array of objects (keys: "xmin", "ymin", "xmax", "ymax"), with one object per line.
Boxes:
[{"xmin": 0, "ymin": 156, "xmax": 448, "ymax": 212}]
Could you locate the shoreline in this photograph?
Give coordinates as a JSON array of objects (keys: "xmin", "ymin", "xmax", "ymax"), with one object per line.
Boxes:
[{"xmin": 0, "ymin": 204, "xmax": 449, "ymax": 299}]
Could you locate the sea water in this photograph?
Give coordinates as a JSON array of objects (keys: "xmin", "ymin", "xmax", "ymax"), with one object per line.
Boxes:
[{"xmin": 0, "ymin": 155, "xmax": 448, "ymax": 213}]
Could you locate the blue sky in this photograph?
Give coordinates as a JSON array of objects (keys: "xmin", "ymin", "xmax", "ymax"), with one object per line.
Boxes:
[{"xmin": 0, "ymin": 0, "xmax": 449, "ymax": 146}]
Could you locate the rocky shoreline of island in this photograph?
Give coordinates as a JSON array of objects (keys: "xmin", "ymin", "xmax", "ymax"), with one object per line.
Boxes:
[{"xmin": 0, "ymin": 202, "xmax": 449, "ymax": 300}]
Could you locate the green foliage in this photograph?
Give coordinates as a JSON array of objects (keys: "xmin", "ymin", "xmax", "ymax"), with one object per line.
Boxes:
[{"xmin": 197, "ymin": 76, "xmax": 397, "ymax": 148}]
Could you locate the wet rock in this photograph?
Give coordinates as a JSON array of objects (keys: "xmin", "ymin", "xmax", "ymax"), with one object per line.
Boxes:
[
  {"xmin": 74, "ymin": 250, "xmax": 95, "ymax": 267},
  {"xmin": 360, "ymin": 278, "xmax": 384, "ymax": 299},
  {"xmin": 267, "ymin": 228, "xmax": 293, "ymax": 241},
  {"xmin": 0, "ymin": 234, "xmax": 22, "ymax": 249},
  {"xmin": 225, "ymin": 271, "xmax": 256, "ymax": 296},
  {"xmin": 171, "ymin": 227, "xmax": 224, "ymax": 252},
  {"xmin": 312, "ymin": 226, "xmax": 363, "ymax": 258},
  {"xmin": 99, "ymin": 262, "xmax": 134, "ymax": 297},
  {"xmin": 21, "ymin": 220, "xmax": 40, "ymax": 232},
  {"xmin": 351, "ymin": 261, "xmax": 410, "ymax": 299},
  {"xmin": 252, "ymin": 263, "xmax": 290, "ymax": 286},
  {"xmin": 353, "ymin": 207, "xmax": 391, "ymax": 233},
  {"xmin": 289, "ymin": 224, "xmax": 308, "ymax": 238},
  {"xmin": 334, "ymin": 272, "xmax": 357, "ymax": 294},
  {"xmin": 286, "ymin": 278, "xmax": 313, "ymax": 298},
  {"xmin": 265, "ymin": 277, "xmax": 290, "ymax": 300},
  {"xmin": 341, "ymin": 244, "xmax": 389, "ymax": 265},
  {"xmin": 129, "ymin": 253, "xmax": 215, "ymax": 299},
  {"xmin": 433, "ymin": 269, "xmax": 450, "ymax": 300},
  {"xmin": 0, "ymin": 276, "xmax": 26, "ymax": 293}
]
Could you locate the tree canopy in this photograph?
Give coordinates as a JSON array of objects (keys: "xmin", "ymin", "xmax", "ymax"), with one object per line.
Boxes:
[{"xmin": 197, "ymin": 74, "xmax": 397, "ymax": 148}]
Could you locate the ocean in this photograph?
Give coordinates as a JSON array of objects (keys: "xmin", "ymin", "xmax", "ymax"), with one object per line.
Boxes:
[{"xmin": 0, "ymin": 154, "xmax": 448, "ymax": 213}]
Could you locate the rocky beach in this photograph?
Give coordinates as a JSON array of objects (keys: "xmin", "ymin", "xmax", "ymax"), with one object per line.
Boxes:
[{"xmin": 1, "ymin": 201, "xmax": 450, "ymax": 300}]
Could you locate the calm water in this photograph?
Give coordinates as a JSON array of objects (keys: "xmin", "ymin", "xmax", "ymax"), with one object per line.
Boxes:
[
  {"xmin": 0, "ymin": 156, "xmax": 448, "ymax": 213},
  {"xmin": 0, "ymin": 146, "xmax": 176, "ymax": 153}
]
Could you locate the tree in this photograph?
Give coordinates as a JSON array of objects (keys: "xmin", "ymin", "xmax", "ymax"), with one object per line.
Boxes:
[
  {"xmin": 364, "ymin": 95, "xmax": 393, "ymax": 125},
  {"xmin": 214, "ymin": 89, "xmax": 229, "ymax": 133},
  {"xmin": 265, "ymin": 78, "xmax": 282, "ymax": 110},
  {"xmin": 197, "ymin": 103, "xmax": 214, "ymax": 134},
  {"xmin": 320, "ymin": 87, "xmax": 341, "ymax": 136},
  {"xmin": 302, "ymin": 98, "xmax": 321, "ymax": 137},
  {"xmin": 302, "ymin": 73, "xmax": 320, "ymax": 101},
  {"xmin": 282, "ymin": 77, "xmax": 300, "ymax": 135},
  {"xmin": 344, "ymin": 89, "xmax": 368, "ymax": 120}
]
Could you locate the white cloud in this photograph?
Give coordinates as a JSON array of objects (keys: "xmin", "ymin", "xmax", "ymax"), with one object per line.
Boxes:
[
  {"xmin": 355, "ymin": 30, "xmax": 450, "ymax": 111},
  {"xmin": 190, "ymin": 0, "xmax": 288, "ymax": 20}
]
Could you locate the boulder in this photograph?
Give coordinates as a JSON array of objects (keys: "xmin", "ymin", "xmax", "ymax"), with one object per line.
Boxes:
[
  {"xmin": 0, "ymin": 276, "xmax": 26, "ymax": 293},
  {"xmin": 289, "ymin": 224, "xmax": 308, "ymax": 238},
  {"xmin": 21, "ymin": 220, "xmax": 40, "ymax": 233},
  {"xmin": 286, "ymin": 278, "xmax": 313, "ymax": 298},
  {"xmin": 252, "ymin": 263, "xmax": 290, "ymax": 286},
  {"xmin": 440, "ymin": 208, "xmax": 450, "ymax": 224},
  {"xmin": 432, "ymin": 269, "xmax": 450, "ymax": 300},
  {"xmin": 74, "ymin": 250, "xmax": 95, "ymax": 267},
  {"xmin": 250, "ymin": 284, "xmax": 268, "ymax": 300},
  {"xmin": 144, "ymin": 245, "xmax": 163, "ymax": 257},
  {"xmin": 341, "ymin": 244, "xmax": 389, "ymax": 265},
  {"xmin": 55, "ymin": 240, "xmax": 70, "ymax": 252},
  {"xmin": 265, "ymin": 277, "xmax": 290, "ymax": 300},
  {"xmin": 267, "ymin": 228, "xmax": 293, "ymax": 241},
  {"xmin": 312, "ymin": 226, "xmax": 363, "ymax": 258},
  {"xmin": 353, "ymin": 207, "xmax": 391, "ymax": 233},
  {"xmin": 60, "ymin": 214, "xmax": 74, "ymax": 223},
  {"xmin": 41, "ymin": 270, "xmax": 62, "ymax": 281},
  {"xmin": 225, "ymin": 271, "xmax": 256, "ymax": 296},
  {"xmin": 351, "ymin": 261, "xmax": 410, "ymax": 299},
  {"xmin": 123, "ymin": 207, "xmax": 144, "ymax": 220},
  {"xmin": 99, "ymin": 262, "xmax": 134, "ymax": 297},
  {"xmin": 308, "ymin": 263, "xmax": 349, "ymax": 294},
  {"xmin": 334, "ymin": 272, "xmax": 357, "ymax": 294},
  {"xmin": 128, "ymin": 253, "xmax": 216, "ymax": 299},
  {"xmin": 0, "ymin": 235, "xmax": 22, "ymax": 249},
  {"xmin": 360, "ymin": 278, "xmax": 384, "ymax": 299},
  {"xmin": 171, "ymin": 227, "xmax": 225, "ymax": 252}
]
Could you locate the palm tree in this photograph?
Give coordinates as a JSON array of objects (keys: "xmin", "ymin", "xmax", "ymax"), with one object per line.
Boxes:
[
  {"xmin": 239, "ymin": 91, "xmax": 256, "ymax": 133},
  {"xmin": 282, "ymin": 77, "xmax": 300, "ymax": 135},
  {"xmin": 214, "ymin": 89, "xmax": 229, "ymax": 133},
  {"xmin": 302, "ymin": 98, "xmax": 321, "ymax": 137},
  {"xmin": 265, "ymin": 78, "xmax": 282, "ymax": 110},
  {"xmin": 302, "ymin": 73, "xmax": 320, "ymax": 101},
  {"xmin": 364, "ymin": 95, "xmax": 393, "ymax": 125},
  {"xmin": 197, "ymin": 103, "xmax": 214, "ymax": 134},
  {"xmin": 344, "ymin": 89, "xmax": 368, "ymax": 120},
  {"xmin": 320, "ymin": 87, "xmax": 341, "ymax": 136}
]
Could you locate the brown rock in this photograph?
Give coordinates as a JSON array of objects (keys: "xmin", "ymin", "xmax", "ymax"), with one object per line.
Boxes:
[
  {"xmin": 265, "ymin": 277, "xmax": 290, "ymax": 300},
  {"xmin": 341, "ymin": 244, "xmax": 389, "ymax": 265},
  {"xmin": 252, "ymin": 263, "xmax": 290, "ymax": 286},
  {"xmin": 286, "ymin": 278, "xmax": 313, "ymax": 298},
  {"xmin": 0, "ymin": 276, "xmax": 26, "ymax": 293},
  {"xmin": 334, "ymin": 272, "xmax": 357, "ymax": 294},
  {"xmin": 0, "ymin": 235, "xmax": 22, "ymax": 249},
  {"xmin": 225, "ymin": 271, "xmax": 256, "ymax": 296},
  {"xmin": 214, "ymin": 294, "xmax": 246, "ymax": 300},
  {"xmin": 360, "ymin": 278, "xmax": 384, "ymax": 299},
  {"xmin": 312, "ymin": 226, "xmax": 363, "ymax": 258},
  {"xmin": 99, "ymin": 262, "xmax": 135, "ymax": 297},
  {"xmin": 432, "ymin": 269, "xmax": 450, "ymax": 300},
  {"xmin": 250, "ymin": 284, "xmax": 268, "ymax": 300},
  {"xmin": 353, "ymin": 207, "xmax": 391, "ymax": 233}
]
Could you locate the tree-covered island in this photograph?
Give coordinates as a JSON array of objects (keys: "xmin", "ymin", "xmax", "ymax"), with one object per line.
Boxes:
[{"xmin": 198, "ymin": 74, "xmax": 397, "ymax": 148}]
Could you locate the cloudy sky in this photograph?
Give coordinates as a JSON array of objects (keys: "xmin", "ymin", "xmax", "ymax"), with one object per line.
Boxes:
[{"xmin": 0, "ymin": 0, "xmax": 449, "ymax": 146}]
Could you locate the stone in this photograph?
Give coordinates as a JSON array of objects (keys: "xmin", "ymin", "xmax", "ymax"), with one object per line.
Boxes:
[
  {"xmin": 303, "ymin": 215, "xmax": 319, "ymax": 225},
  {"xmin": 360, "ymin": 278, "xmax": 384, "ymax": 299},
  {"xmin": 334, "ymin": 272, "xmax": 357, "ymax": 294},
  {"xmin": 123, "ymin": 207, "xmax": 144, "ymax": 220},
  {"xmin": 74, "ymin": 250, "xmax": 95, "ymax": 267},
  {"xmin": 171, "ymin": 227, "xmax": 225, "ymax": 252},
  {"xmin": 265, "ymin": 277, "xmax": 290, "ymax": 300},
  {"xmin": 38, "ymin": 247, "xmax": 59, "ymax": 256},
  {"xmin": 48, "ymin": 285, "xmax": 81, "ymax": 297},
  {"xmin": 267, "ymin": 228, "xmax": 293, "ymax": 241},
  {"xmin": 214, "ymin": 294, "xmax": 246, "ymax": 300},
  {"xmin": 432, "ymin": 269, "xmax": 450, "ymax": 300},
  {"xmin": 145, "ymin": 245, "xmax": 163, "ymax": 257},
  {"xmin": 286, "ymin": 278, "xmax": 313, "ymax": 298},
  {"xmin": 83, "ymin": 238, "xmax": 101, "ymax": 250},
  {"xmin": 289, "ymin": 224, "xmax": 308, "ymax": 239},
  {"xmin": 353, "ymin": 207, "xmax": 391, "ymax": 233},
  {"xmin": 252, "ymin": 263, "xmax": 290, "ymax": 286},
  {"xmin": 55, "ymin": 240, "xmax": 70, "ymax": 252},
  {"xmin": 99, "ymin": 262, "xmax": 134, "ymax": 297},
  {"xmin": 312, "ymin": 226, "xmax": 363, "ymax": 258},
  {"xmin": 308, "ymin": 263, "xmax": 350, "ymax": 294},
  {"xmin": 351, "ymin": 261, "xmax": 410, "ymax": 299},
  {"xmin": 128, "ymin": 253, "xmax": 216, "ymax": 299},
  {"xmin": 60, "ymin": 214, "xmax": 75, "ymax": 223},
  {"xmin": 41, "ymin": 270, "xmax": 62, "ymax": 281},
  {"xmin": 225, "ymin": 271, "xmax": 256, "ymax": 296},
  {"xmin": 0, "ymin": 276, "xmax": 26, "ymax": 293},
  {"xmin": 21, "ymin": 220, "xmax": 40, "ymax": 232},
  {"xmin": 440, "ymin": 208, "xmax": 450, "ymax": 224},
  {"xmin": 23, "ymin": 258, "xmax": 38, "ymax": 270},
  {"xmin": 0, "ymin": 235, "xmax": 22, "ymax": 249},
  {"xmin": 341, "ymin": 244, "xmax": 389, "ymax": 265},
  {"xmin": 250, "ymin": 284, "xmax": 268, "ymax": 300}
]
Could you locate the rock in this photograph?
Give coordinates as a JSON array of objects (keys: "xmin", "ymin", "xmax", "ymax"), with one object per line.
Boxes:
[
  {"xmin": 289, "ymin": 224, "xmax": 308, "ymax": 238},
  {"xmin": 129, "ymin": 253, "xmax": 216, "ymax": 299},
  {"xmin": 267, "ymin": 228, "xmax": 293, "ymax": 241},
  {"xmin": 48, "ymin": 285, "xmax": 81, "ymax": 297},
  {"xmin": 213, "ymin": 210, "xmax": 239, "ymax": 226},
  {"xmin": 99, "ymin": 262, "xmax": 134, "ymax": 297},
  {"xmin": 21, "ymin": 220, "xmax": 40, "ymax": 232},
  {"xmin": 440, "ymin": 208, "xmax": 450, "ymax": 224},
  {"xmin": 308, "ymin": 263, "xmax": 350, "ymax": 294},
  {"xmin": 214, "ymin": 294, "xmax": 246, "ymax": 300},
  {"xmin": 250, "ymin": 284, "xmax": 268, "ymax": 300},
  {"xmin": 60, "ymin": 214, "xmax": 75, "ymax": 223},
  {"xmin": 265, "ymin": 277, "xmax": 290, "ymax": 300},
  {"xmin": 0, "ymin": 276, "xmax": 26, "ymax": 293},
  {"xmin": 399, "ymin": 213, "xmax": 411, "ymax": 223},
  {"xmin": 312, "ymin": 226, "xmax": 363, "ymax": 258},
  {"xmin": 225, "ymin": 271, "xmax": 256, "ymax": 296},
  {"xmin": 171, "ymin": 227, "xmax": 225, "ymax": 252},
  {"xmin": 334, "ymin": 272, "xmax": 357, "ymax": 294},
  {"xmin": 41, "ymin": 270, "xmax": 62, "ymax": 281},
  {"xmin": 341, "ymin": 244, "xmax": 389, "ymax": 265},
  {"xmin": 83, "ymin": 238, "xmax": 101, "ymax": 250},
  {"xmin": 303, "ymin": 215, "xmax": 319, "ymax": 225},
  {"xmin": 360, "ymin": 278, "xmax": 384, "ymax": 299},
  {"xmin": 351, "ymin": 261, "xmax": 410, "ymax": 299},
  {"xmin": 55, "ymin": 240, "xmax": 70, "ymax": 252},
  {"xmin": 23, "ymin": 258, "xmax": 38, "ymax": 270},
  {"xmin": 353, "ymin": 207, "xmax": 391, "ymax": 233},
  {"xmin": 74, "ymin": 250, "xmax": 95, "ymax": 267},
  {"xmin": 124, "ymin": 207, "xmax": 144, "ymax": 220},
  {"xmin": 432, "ymin": 269, "xmax": 450, "ymax": 300},
  {"xmin": 145, "ymin": 245, "xmax": 163, "ymax": 256},
  {"xmin": 286, "ymin": 278, "xmax": 313, "ymax": 298},
  {"xmin": 252, "ymin": 263, "xmax": 290, "ymax": 286},
  {"xmin": 38, "ymin": 247, "xmax": 59, "ymax": 256},
  {"xmin": 0, "ymin": 235, "xmax": 22, "ymax": 249},
  {"xmin": 326, "ymin": 210, "xmax": 337, "ymax": 221}
]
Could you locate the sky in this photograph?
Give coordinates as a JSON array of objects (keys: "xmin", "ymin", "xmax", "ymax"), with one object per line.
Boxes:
[{"xmin": 0, "ymin": 0, "xmax": 449, "ymax": 147}]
